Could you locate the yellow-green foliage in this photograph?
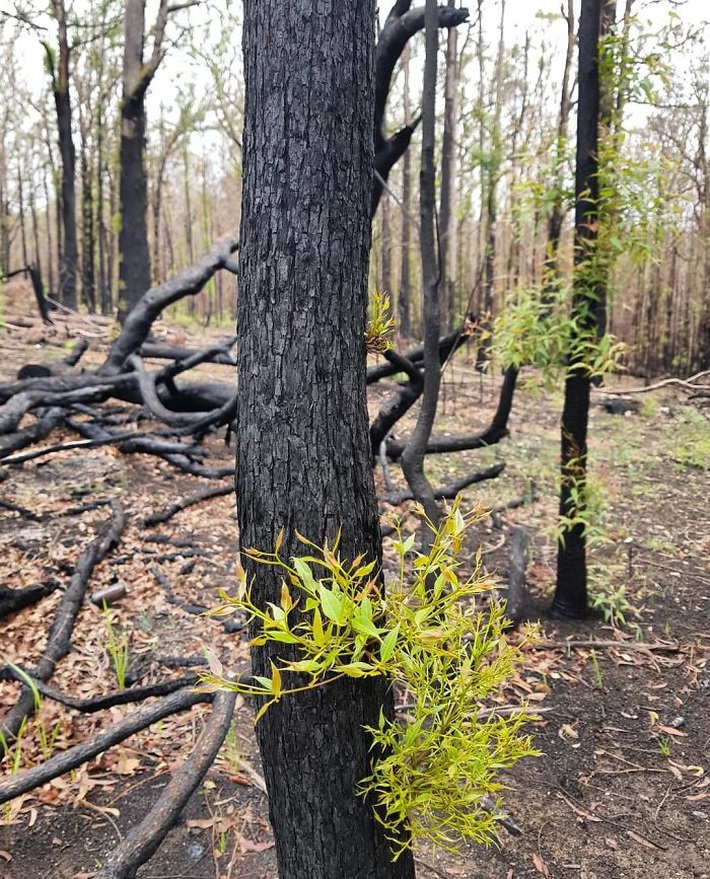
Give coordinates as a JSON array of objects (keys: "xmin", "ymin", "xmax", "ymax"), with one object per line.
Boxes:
[
  {"xmin": 365, "ymin": 291, "xmax": 395, "ymax": 354},
  {"xmin": 203, "ymin": 502, "xmax": 538, "ymax": 858},
  {"xmin": 492, "ymin": 283, "xmax": 626, "ymax": 385}
]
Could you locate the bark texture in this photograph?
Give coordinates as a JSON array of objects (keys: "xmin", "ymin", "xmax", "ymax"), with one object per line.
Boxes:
[{"xmin": 237, "ymin": 3, "xmax": 414, "ymax": 877}]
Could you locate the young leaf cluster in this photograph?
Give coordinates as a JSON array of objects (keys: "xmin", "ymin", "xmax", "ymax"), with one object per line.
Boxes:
[
  {"xmin": 365, "ymin": 291, "xmax": 395, "ymax": 354},
  {"xmin": 203, "ymin": 501, "xmax": 538, "ymax": 858},
  {"xmin": 492, "ymin": 283, "xmax": 626, "ymax": 386}
]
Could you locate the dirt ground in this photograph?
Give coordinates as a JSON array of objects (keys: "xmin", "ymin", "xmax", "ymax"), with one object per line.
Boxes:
[{"xmin": 1, "ymin": 295, "xmax": 708, "ymax": 879}]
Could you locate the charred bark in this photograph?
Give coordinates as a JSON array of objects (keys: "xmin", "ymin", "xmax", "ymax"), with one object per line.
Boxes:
[
  {"xmin": 238, "ymin": 2, "xmax": 415, "ymax": 875},
  {"xmin": 550, "ymin": 0, "xmax": 609, "ymax": 620}
]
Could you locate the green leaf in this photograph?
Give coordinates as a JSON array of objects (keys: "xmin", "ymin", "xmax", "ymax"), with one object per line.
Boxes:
[
  {"xmin": 312, "ymin": 606, "xmax": 324, "ymax": 645},
  {"xmin": 254, "ymin": 698, "xmax": 275, "ymax": 723},
  {"xmin": 292, "ymin": 557, "xmax": 318, "ymax": 593},
  {"xmin": 352, "ymin": 615, "xmax": 380, "ymax": 640},
  {"xmin": 266, "ymin": 631, "xmax": 299, "ymax": 644},
  {"xmin": 379, "ymin": 625, "xmax": 400, "ymax": 663},
  {"xmin": 353, "ymin": 559, "xmax": 376, "ymax": 579},
  {"xmin": 337, "ymin": 661, "xmax": 376, "ymax": 677},
  {"xmin": 270, "ymin": 661, "xmax": 282, "ymax": 698},
  {"xmin": 286, "ymin": 658, "xmax": 323, "ymax": 674},
  {"xmin": 319, "ymin": 584, "xmax": 343, "ymax": 623},
  {"xmin": 251, "ymin": 675, "xmax": 273, "ymax": 691}
]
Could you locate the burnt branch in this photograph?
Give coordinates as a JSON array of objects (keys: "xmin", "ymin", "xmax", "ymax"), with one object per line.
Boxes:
[
  {"xmin": 0, "ymin": 581, "xmax": 61, "ymax": 619},
  {"xmin": 0, "ymin": 667, "xmax": 198, "ymax": 713},
  {"xmin": 370, "ymin": 350, "xmax": 424, "ymax": 455},
  {"xmin": 367, "ymin": 325, "xmax": 471, "ymax": 384},
  {"xmin": 94, "ymin": 690, "xmax": 238, "ymax": 879},
  {"xmin": 144, "ymin": 483, "xmax": 233, "ymax": 526},
  {"xmin": 100, "ymin": 236, "xmax": 239, "ymax": 375},
  {"xmin": 0, "ymin": 686, "xmax": 216, "ymax": 805},
  {"xmin": 0, "ymin": 503, "xmax": 125, "ymax": 750},
  {"xmin": 381, "ymin": 462, "xmax": 505, "ymax": 505},
  {"xmin": 375, "ymin": 5, "xmax": 469, "ymax": 146},
  {"xmin": 385, "ymin": 366, "xmax": 518, "ymax": 460}
]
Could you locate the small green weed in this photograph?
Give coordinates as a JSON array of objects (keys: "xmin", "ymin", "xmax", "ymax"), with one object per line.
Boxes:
[
  {"xmin": 588, "ymin": 562, "xmax": 642, "ymax": 636},
  {"xmin": 103, "ymin": 604, "xmax": 130, "ymax": 689},
  {"xmin": 642, "ymin": 536, "xmax": 678, "ymax": 555},
  {"xmin": 638, "ymin": 396, "xmax": 659, "ymax": 419}
]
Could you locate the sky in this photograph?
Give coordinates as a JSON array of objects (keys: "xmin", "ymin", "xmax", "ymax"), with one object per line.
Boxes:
[{"xmin": 1, "ymin": 0, "xmax": 707, "ymax": 140}]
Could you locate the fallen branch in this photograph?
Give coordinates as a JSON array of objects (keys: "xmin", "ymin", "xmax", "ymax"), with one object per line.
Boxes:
[
  {"xmin": 381, "ymin": 462, "xmax": 505, "ymax": 505},
  {"xmin": 94, "ymin": 690, "xmax": 238, "ymax": 879},
  {"xmin": 0, "ymin": 667, "xmax": 198, "ymax": 713},
  {"xmin": 534, "ymin": 639, "xmax": 680, "ymax": 653},
  {"xmin": 144, "ymin": 483, "xmax": 233, "ymax": 526},
  {"xmin": 140, "ymin": 340, "xmax": 236, "ymax": 366},
  {"xmin": 0, "ymin": 499, "xmax": 44, "ymax": 521},
  {"xmin": 0, "ymin": 581, "xmax": 61, "ymax": 619},
  {"xmin": 0, "ymin": 407, "xmax": 66, "ymax": 458},
  {"xmin": 0, "ymin": 686, "xmax": 216, "ymax": 805},
  {"xmin": 598, "ymin": 371, "xmax": 710, "ymax": 396},
  {"xmin": 1, "ymin": 429, "xmax": 157, "ymax": 466},
  {"xmin": 0, "ymin": 502, "xmax": 125, "ymax": 749}
]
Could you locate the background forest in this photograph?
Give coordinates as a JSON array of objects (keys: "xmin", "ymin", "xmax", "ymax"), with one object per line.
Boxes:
[{"xmin": 1, "ymin": 0, "xmax": 709, "ymax": 375}]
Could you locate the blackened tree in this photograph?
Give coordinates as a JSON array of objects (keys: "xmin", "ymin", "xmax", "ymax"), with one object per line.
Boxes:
[
  {"xmin": 118, "ymin": 0, "xmax": 193, "ymax": 321},
  {"xmin": 551, "ymin": 0, "xmax": 616, "ymax": 619},
  {"xmin": 236, "ymin": 2, "xmax": 415, "ymax": 877},
  {"xmin": 45, "ymin": 0, "xmax": 77, "ymax": 310}
]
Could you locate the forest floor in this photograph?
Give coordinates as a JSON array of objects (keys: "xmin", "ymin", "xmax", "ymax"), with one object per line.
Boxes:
[{"xmin": 1, "ymin": 299, "xmax": 709, "ymax": 879}]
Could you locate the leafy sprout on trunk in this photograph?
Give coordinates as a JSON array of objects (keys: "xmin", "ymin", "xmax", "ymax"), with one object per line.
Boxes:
[{"xmin": 202, "ymin": 501, "xmax": 539, "ymax": 859}]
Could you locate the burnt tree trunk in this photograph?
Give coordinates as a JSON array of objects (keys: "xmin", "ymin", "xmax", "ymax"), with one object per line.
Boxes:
[
  {"xmin": 49, "ymin": 0, "xmax": 78, "ymax": 310},
  {"xmin": 400, "ymin": 0, "xmax": 442, "ymax": 528},
  {"xmin": 551, "ymin": 0, "xmax": 612, "ymax": 619},
  {"xmin": 237, "ymin": 3, "xmax": 415, "ymax": 877},
  {"xmin": 398, "ymin": 44, "xmax": 412, "ymax": 338},
  {"xmin": 118, "ymin": 0, "xmax": 152, "ymax": 320}
]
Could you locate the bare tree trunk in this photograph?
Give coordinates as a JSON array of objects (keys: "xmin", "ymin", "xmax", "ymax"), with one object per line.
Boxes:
[
  {"xmin": 48, "ymin": 0, "xmax": 78, "ymax": 310},
  {"xmin": 80, "ymin": 132, "xmax": 96, "ymax": 313},
  {"xmin": 401, "ymin": 0, "xmax": 442, "ymax": 528},
  {"xmin": 29, "ymin": 171, "xmax": 43, "ymax": 288},
  {"xmin": 398, "ymin": 43, "xmax": 412, "ymax": 339},
  {"xmin": 551, "ymin": 0, "xmax": 615, "ymax": 619},
  {"xmin": 544, "ymin": 0, "xmax": 575, "ymax": 288},
  {"xmin": 17, "ymin": 157, "xmax": 29, "ymax": 268},
  {"xmin": 476, "ymin": 0, "xmax": 505, "ymax": 369},
  {"xmin": 42, "ymin": 166, "xmax": 55, "ymax": 296},
  {"xmin": 118, "ymin": 0, "xmax": 152, "ymax": 320},
  {"xmin": 439, "ymin": 0, "xmax": 459, "ymax": 329}
]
